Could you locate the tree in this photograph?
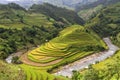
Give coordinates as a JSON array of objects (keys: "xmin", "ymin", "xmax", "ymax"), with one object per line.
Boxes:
[
  {"xmin": 83, "ymin": 68, "xmax": 99, "ymax": 80},
  {"xmin": 12, "ymin": 56, "xmax": 22, "ymax": 64},
  {"xmin": 72, "ymin": 70, "xmax": 82, "ymax": 80}
]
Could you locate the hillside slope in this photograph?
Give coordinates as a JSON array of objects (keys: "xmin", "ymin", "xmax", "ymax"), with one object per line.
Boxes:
[
  {"xmin": 78, "ymin": 5, "xmax": 103, "ymax": 21},
  {"xmin": 86, "ymin": 2, "xmax": 120, "ymax": 47},
  {"xmin": 0, "ymin": 3, "xmax": 55, "ymax": 29},
  {"xmin": 77, "ymin": 0, "xmax": 120, "ymax": 21},
  {"xmin": 29, "ymin": 3, "xmax": 84, "ymax": 25}
]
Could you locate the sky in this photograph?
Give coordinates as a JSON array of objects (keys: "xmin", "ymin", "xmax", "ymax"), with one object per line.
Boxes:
[{"xmin": 6, "ymin": 0, "xmax": 20, "ymax": 1}]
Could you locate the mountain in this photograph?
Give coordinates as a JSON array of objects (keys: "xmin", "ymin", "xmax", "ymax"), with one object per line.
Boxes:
[
  {"xmin": 29, "ymin": 3, "xmax": 84, "ymax": 25},
  {"xmin": 76, "ymin": 0, "xmax": 120, "ymax": 10},
  {"xmin": 0, "ymin": 0, "xmax": 98, "ymax": 9}
]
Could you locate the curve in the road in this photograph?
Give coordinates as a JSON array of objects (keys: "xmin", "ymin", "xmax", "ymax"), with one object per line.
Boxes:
[{"xmin": 54, "ymin": 38, "xmax": 119, "ymax": 78}]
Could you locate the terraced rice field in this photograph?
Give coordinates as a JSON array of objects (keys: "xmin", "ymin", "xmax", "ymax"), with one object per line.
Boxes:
[
  {"xmin": 0, "ymin": 11, "xmax": 54, "ymax": 29},
  {"xmin": 21, "ymin": 25, "xmax": 106, "ymax": 68},
  {"xmin": 20, "ymin": 64, "xmax": 68, "ymax": 80}
]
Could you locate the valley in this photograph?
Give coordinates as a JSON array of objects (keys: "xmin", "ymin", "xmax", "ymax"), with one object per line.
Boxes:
[{"xmin": 0, "ymin": 1, "xmax": 120, "ymax": 80}]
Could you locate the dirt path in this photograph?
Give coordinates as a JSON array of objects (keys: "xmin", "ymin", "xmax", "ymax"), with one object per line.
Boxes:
[
  {"xmin": 54, "ymin": 38, "xmax": 119, "ymax": 78},
  {"xmin": 6, "ymin": 51, "xmax": 25, "ymax": 63}
]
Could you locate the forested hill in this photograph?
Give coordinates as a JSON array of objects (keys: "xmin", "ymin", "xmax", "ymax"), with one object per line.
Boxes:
[
  {"xmin": 86, "ymin": 2, "xmax": 120, "ymax": 47},
  {"xmin": 29, "ymin": 3, "xmax": 84, "ymax": 25},
  {"xmin": 76, "ymin": 0, "xmax": 120, "ymax": 11},
  {"xmin": 0, "ymin": 3, "xmax": 26, "ymax": 11}
]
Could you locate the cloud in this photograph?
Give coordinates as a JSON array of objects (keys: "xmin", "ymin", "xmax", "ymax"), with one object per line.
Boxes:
[{"xmin": 6, "ymin": 0, "xmax": 20, "ymax": 1}]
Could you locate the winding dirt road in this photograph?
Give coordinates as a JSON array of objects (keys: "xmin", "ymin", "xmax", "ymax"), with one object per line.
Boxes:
[
  {"xmin": 54, "ymin": 38, "xmax": 119, "ymax": 78},
  {"xmin": 6, "ymin": 37, "xmax": 119, "ymax": 78}
]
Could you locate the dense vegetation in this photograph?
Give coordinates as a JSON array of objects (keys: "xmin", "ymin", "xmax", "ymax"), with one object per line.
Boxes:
[
  {"xmin": 0, "ymin": 60, "xmax": 25, "ymax": 80},
  {"xmin": 86, "ymin": 2, "xmax": 120, "ymax": 47},
  {"xmin": 0, "ymin": 26, "xmax": 62, "ymax": 59},
  {"xmin": 29, "ymin": 3, "xmax": 84, "ymax": 25}
]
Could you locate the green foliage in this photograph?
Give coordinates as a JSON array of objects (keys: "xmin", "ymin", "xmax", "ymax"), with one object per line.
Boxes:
[
  {"xmin": 0, "ymin": 25, "xmax": 61, "ymax": 59},
  {"xmin": 83, "ymin": 68, "xmax": 99, "ymax": 80},
  {"xmin": 72, "ymin": 71, "xmax": 82, "ymax": 80}
]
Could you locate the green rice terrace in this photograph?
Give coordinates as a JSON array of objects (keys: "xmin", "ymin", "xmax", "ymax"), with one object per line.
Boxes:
[
  {"xmin": 21, "ymin": 25, "xmax": 106, "ymax": 66},
  {"xmin": 19, "ymin": 25, "xmax": 106, "ymax": 80}
]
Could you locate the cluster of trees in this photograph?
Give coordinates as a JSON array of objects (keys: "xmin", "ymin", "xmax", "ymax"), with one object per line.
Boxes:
[
  {"xmin": 68, "ymin": 45, "xmax": 105, "ymax": 52},
  {"xmin": 0, "ymin": 25, "xmax": 62, "ymax": 59}
]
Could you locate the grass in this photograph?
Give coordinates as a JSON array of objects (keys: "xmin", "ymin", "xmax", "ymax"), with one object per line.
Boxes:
[
  {"xmin": 0, "ymin": 60, "xmax": 25, "ymax": 80},
  {"xmin": 20, "ymin": 64, "xmax": 68, "ymax": 80}
]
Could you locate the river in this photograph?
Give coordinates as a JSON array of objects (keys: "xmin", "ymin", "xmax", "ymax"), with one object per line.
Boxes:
[{"xmin": 54, "ymin": 37, "xmax": 119, "ymax": 78}]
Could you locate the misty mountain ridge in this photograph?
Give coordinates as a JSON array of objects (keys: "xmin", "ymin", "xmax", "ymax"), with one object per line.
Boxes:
[{"xmin": 0, "ymin": 0, "xmax": 98, "ymax": 9}]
